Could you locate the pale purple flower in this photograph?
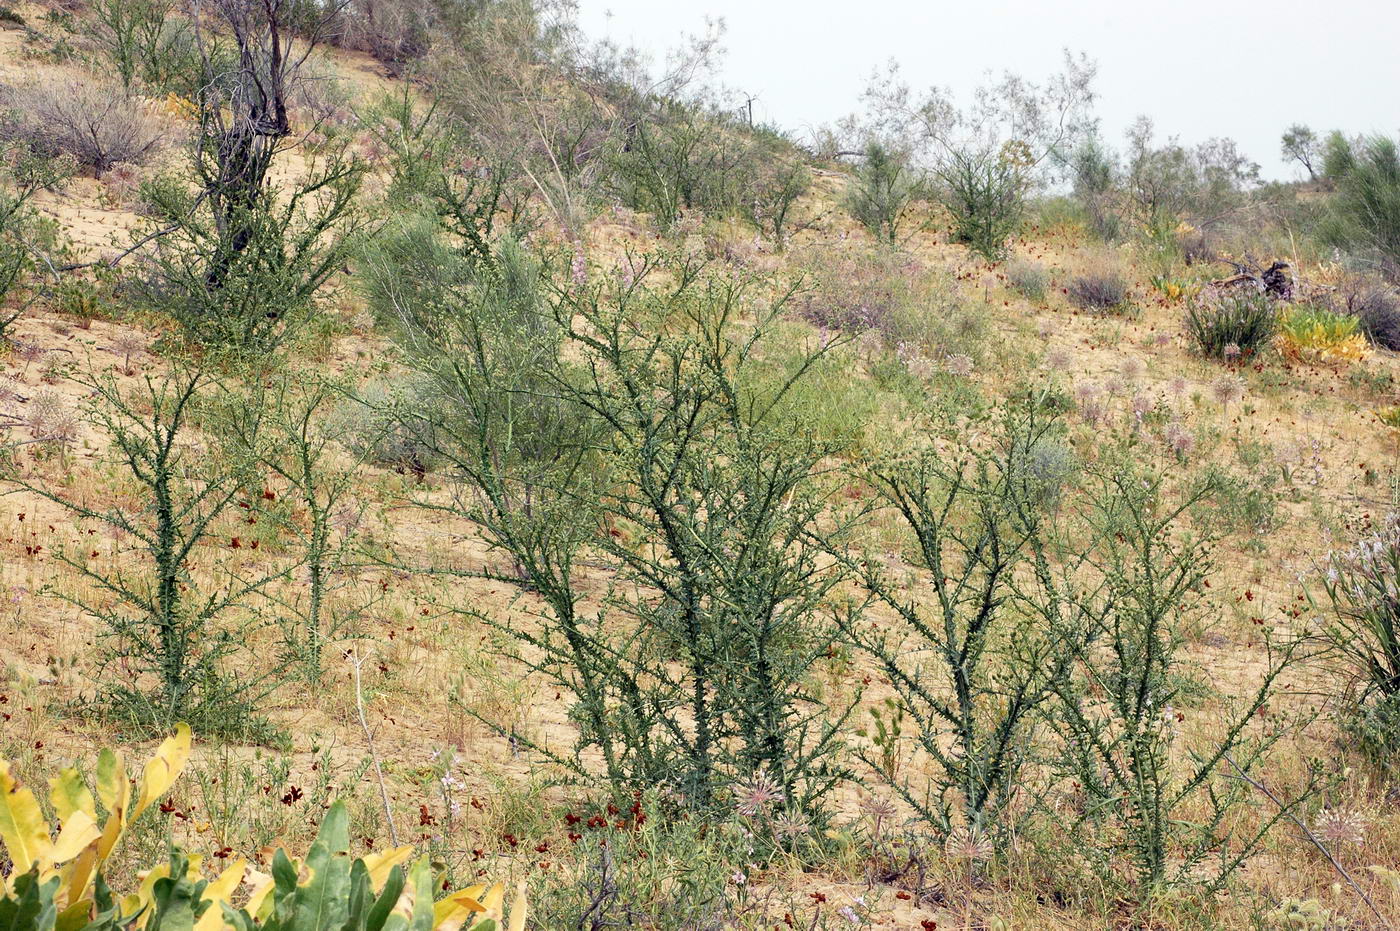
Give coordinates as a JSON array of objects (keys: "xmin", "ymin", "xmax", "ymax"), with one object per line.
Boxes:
[
  {"xmin": 943, "ymin": 353, "xmax": 975, "ymax": 377},
  {"xmin": 734, "ymin": 773, "xmax": 785, "ymax": 817}
]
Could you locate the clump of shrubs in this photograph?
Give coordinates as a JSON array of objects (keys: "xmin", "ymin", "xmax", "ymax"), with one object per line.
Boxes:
[
  {"xmin": 1338, "ymin": 277, "xmax": 1400, "ymax": 350},
  {"xmin": 0, "ymin": 77, "xmax": 164, "ymax": 174},
  {"xmin": 794, "ymin": 244, "xmax": 985, "ymax": 359},
  {"xmin": 1177, "ymin": 229, "xmax": 1216, "ymax": 265},
  {"xmin": 1184, "ymin": 288, "xmax": 1277, "ymax": 361},
  {"xmin": 1006, "ymin": 258, "xmax": 1049, "ymax": 302},
  {"xmin": 1319, "ymin": 512, "xmax": 1400, "ymax": 768},
  {"xmin": 1067, "ymin": 267, "xmax": 1129, "ymax": 313}
]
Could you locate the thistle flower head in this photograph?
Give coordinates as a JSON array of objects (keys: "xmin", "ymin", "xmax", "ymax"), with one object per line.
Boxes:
[
  {"xmin": 734, "ymin": 772, "xmax": 785, "ymax": 817},
  {"xmin": 943, "ymin": 826, "xmax": 993, "ymax": 863},
  {"xmin": 1313, "ymin": 809, "xmax": 1368, "ymax": 847}
]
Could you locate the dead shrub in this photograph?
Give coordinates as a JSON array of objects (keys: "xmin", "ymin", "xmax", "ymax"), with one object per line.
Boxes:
[{"xmin": 0, "ymin": 76, "xmax": 164, "ymax": 174}]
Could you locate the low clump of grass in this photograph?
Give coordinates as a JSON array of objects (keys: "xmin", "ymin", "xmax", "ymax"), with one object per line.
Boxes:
[
  {"xmin": 1278, "ymin": 303, "xmax": 1370, "ymax": 365},
  {"xmin": 1067, "ymin": 268, "xmax": 1130, "ymax": 313},
  {"xmin": 1184, "ymin": 288, "xmax": 1277, "ymax": 361},
  {"xmin": 1006, "ymin": 258, "xmax": 1049, "ymax": 301}
]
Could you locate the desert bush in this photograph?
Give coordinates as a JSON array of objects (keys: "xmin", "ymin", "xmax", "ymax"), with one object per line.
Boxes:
[
  {"xmin": 1066, "ymin": 267, "xmax": 1129, "ymax": 313},
  {"xmin": 1320, "ymin": 134, "xmax": 1400, "ymax": 278},
  {"xmin": 1192, "ymin": 464, "xmax": 1280, "ymax": 537},
  {"xmin": 1337, "ymin": 276, "xmax": 1400, "ymax": 349},
  {"xmin": 86, "ymin": 0, "xmax": 199, "ymax": 94},
  {"xmin": 361, "ymin": 89, "xmax": 537, "ymax": 253},
  {"xmin": 386, "ymin": 244, "xmax": 853, "ymax": 818},
  {"xmin": 1033, "ymin": 466, "xmax": 1305, "ymax": 892},
  {"xmin": 794, "ymin": 244, "xmax": 921, "ymax": 336},
  {"xmin": 1343, "ymin": 692, "xmax": 1400, "ymax": 766},
  {"xmin": 1278, "ymin": 303, "xmax": 1369, "ymax": 364},
  {"xmin": 1177, "ymin": 228, "xmax": 1216, "ymax": 265},
  {"xmin": 835, "ymin": 403, "xmax": 1083, "ymax": 845},
  {"xmin": 1120, "ymin": 117, "xmax": 1260, "ymax": 238},
  {"xmin": 794, "ymin": 244, "xmax": 986, "ymax": 362},
  {"xmin": 1007, "ymin": 258, "xmax": 1049, "ymax": 301},
  {"xmin": 532, "ymin": 799, "xmax": 759, "ymax": 928},
  {"xmin": 116, "ymin": 0, "xmax": 363, "ymax": 352},
  {"xmin": 221, "ymin": 370, "xmax": 382, "ymax": 681},
  {"xmin": 338, "ymin": 0, "xmax": 437, "ymax": 66},
  {"xmin": 845, "ymin": 140, "xmax": 919, "ymax": 244},
  {"xmin": 0, "ymin": 144, "xmax": 70, "ymax": 338},
  {"xmin": 426, "ymin": 0, "xmax": 649, "ymax": 233},
  {"xmin": 739, "ymin": 143, "xmax": 812, "ymax": 247},
  {"xmin": 133, "ymin": 144, "xmax": 363, "ymax": 351},
  {"xmin": 1184, "ymin": 288, "xmax": 1277, "ymax": 360},
  {"xmin": 1317, "ymin": 514, "xmax": 1400, "ymax": 765},
  {"xmin": 1065, "ymin": 135, "xmax": 1120, "ymax": 240},
  {"xmin": 362, "ymin": 230, "xmax": 583, "ymax": 501},
  {"xmin": 1321, "ymin": 130, "xmax": 1356, "ymax": 183},
  {"xmin": 6, "ymin": 362, "xmax": 288, "ymax": 737},
  {"xmin": 939, "ymin": 142, "xmax": 1029, "ymax": 260},
  {"xmin": 0, "ymin": 77, "xmax": 163, "ymax": 173},
  {"xmin": 608, "ymin": 101, "xmax": 751, "ymax": 229},
  {"xmin": 859, "ymin": 53, "xmax": 1095, "ymax": 252}
]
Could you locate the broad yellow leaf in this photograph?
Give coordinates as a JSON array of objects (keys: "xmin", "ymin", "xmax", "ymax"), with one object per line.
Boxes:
[
  {"xmin": 0, "ymin": 760, "xmax": 52, "ymax": 874},
  {"xmin": 125, "ymin": 862, "xmax": 171, "ymax": 930},
  {"xmin": 478, "ymin": 882, "xmax": 504, "ymax": 920},
  {"xmin": 66, "ymin": 845, "xmax": 99, "ymax": 905},
  {"xmin": 243, "ymin": 868, "xmax": 275, "ymax": 919},
  {"xmin": 193, "ymin": 859, "xmax": 246, "ymax": 931},
  {"xmin": 95, "ymin": 748, "xmax": 129, "ymax": 864},
  {"xmin": 50, "ymin": 769, "xmax": 96, "ymax": 823},
  {"xmin": 508, "ymin": 881, "xmax": 527, "ymax": 931},
  {"xmin": 433, "ymin": 885, "xmax": 487, "ymax": 931},
  {"xmin": 132, "ymin": 724, "xmax": 192, "ymax": 823},
  {"xmin": 50, "ymin": 809, "xmax": 100, "ymax": 864},
  {"xmin": 95, "ymin": 750, "xmax": 126, "ymax": 814},
  {"xmin": 361, "ymin": 844, "xmax": 414, "ymax": 891}
]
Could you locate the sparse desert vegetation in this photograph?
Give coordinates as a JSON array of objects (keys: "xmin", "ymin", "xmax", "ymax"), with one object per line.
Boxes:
[{"xmin": 2, "ymin": 2, "xmax": 1400, "ymax": 929}]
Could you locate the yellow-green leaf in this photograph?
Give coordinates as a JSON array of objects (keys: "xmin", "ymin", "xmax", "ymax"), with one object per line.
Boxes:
[
  {"xmin": 95, "ymin": 750, "xmax": 127, "ymax": 816},
  {"xmin": 50, "ymin": 770, "xmax": 96, "ymax": 825},
  {"xmin": 50, "ymin": 809, "xmax": 100, "ymax": 864},
  {"xmin": 243, "ymin": 868, "xmax": 275, "ymax": 920},
  {"xmin": 193, "ymin": 859, "xmax": 246, "ymax": 931},
  {"xmin": 507, "ymin": 881, "xmax": 527, "ymax": 931},
  {"xmin": 131, "ymin": 724, "xmax": 192, "ymax": 823},
  {"xmin": 432, "ymin": 886, "xmax": 486, "ymax": 931},
  {"xmin": 362, "ymin": 845, "xmax": 414, "ymax": 893},
  {"xmin": 478, "ymin": 883, "xmax": 504, "ymax": 921},
  {"xmin": 0, "ymin": 760, "xmax": 52, "ymax": 874}
]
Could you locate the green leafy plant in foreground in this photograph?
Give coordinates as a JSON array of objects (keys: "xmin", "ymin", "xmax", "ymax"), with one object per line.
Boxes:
[{"xmin": 0, "ymin": 727, "xmax": 525, "ymax": 930}]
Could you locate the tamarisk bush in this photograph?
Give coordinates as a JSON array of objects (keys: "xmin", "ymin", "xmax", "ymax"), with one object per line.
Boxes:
[{"xmin": 845, "ymin": 141, "xmax": 919, "ymax": 245}]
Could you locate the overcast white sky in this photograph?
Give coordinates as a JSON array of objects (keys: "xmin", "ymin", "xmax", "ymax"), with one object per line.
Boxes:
[{"xmin": 574, "ymin": 0, "xmax": 1400, "ymax": 180}]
